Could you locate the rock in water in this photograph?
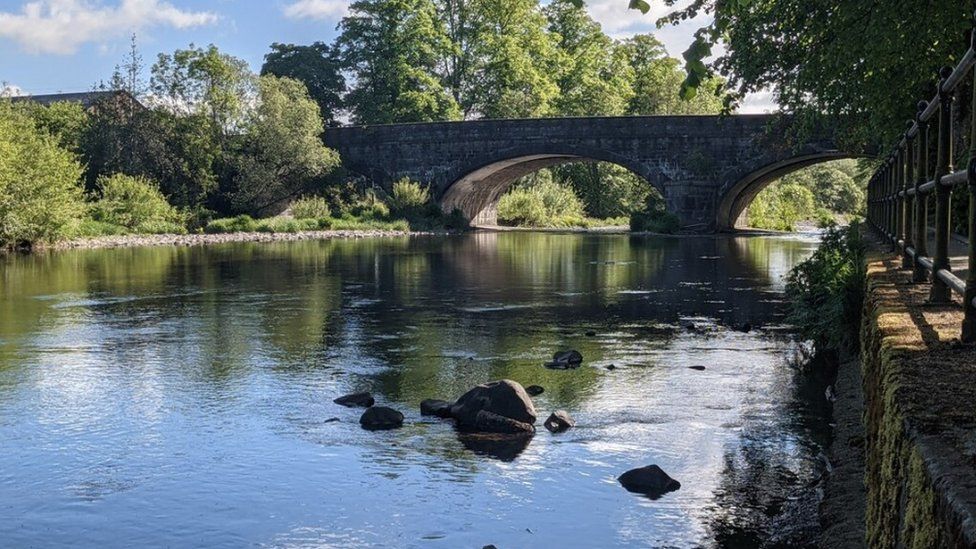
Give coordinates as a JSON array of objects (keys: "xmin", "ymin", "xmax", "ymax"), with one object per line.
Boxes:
[
  {"xmin": 420, "ymin": 399, "xmax": 453, "ymax": 418},
  {"xmin": 359, "ymin": 406, "xmax": 404, "ymax": 431},
  {"xmin": 544, "ymin": 411, "xmax": 575, "ymax": 433},
  {"xmin": 688, "ymin": 365, "xmax": 706, "ymax": 371},
  {"xmin": 525, "ymin": 385, "xmax": 545, "ymax": 396},
  {"xmin": 473, "ymin": 410, "xmax": 535, "ymax": 434},
  {"xmin": 334, "ymin": 392, "xmax": 375, "ymax": 408},
  {"xmin": 451, "ymin": 379, "xmax": 537, "ymax": 430},
  {"xmin": 545, "ymin": 350, "xmax": 583, "ymax": 369},
  {"xmin": 585, "ymin": 330, "xmax": 597, "ymax": 337},
  {"xmin": 618, "ymin": 465, "xmax": 681, "ymax": 498}
]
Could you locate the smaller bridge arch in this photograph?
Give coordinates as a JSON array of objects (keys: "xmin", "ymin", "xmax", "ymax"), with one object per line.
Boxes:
[{"xmin": 323, "ymin": 115, "xmax": 860, "ymax": 231}]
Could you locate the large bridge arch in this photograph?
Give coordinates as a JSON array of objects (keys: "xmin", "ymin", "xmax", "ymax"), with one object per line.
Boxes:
[
  {"xmin": 439, "ymin": 144, "xmax": 661, "ymax": 225},
  {"xmin": 323, "ymin": 115, "xmax": 859, "ymax": 232}
]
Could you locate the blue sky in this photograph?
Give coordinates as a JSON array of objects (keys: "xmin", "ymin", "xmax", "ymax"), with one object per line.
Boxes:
[{"xmin": 0, "ymin": 0, "xmax": 774, "ymax": 111}]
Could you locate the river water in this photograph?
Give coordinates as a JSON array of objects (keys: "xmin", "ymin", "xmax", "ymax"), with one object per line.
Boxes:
[{"xmin": 0, "ymin": 232, "xmax": 831, "ymax": 548}]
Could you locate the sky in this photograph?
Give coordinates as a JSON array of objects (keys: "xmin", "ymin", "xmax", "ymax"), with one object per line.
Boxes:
[{"xmin": 0, "ymin": 0, "xmax": 775, "ymax": 113}]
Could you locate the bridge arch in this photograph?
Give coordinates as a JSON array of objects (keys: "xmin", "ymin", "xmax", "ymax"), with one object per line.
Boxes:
[
  {"xmin": 439, "ymin": 144, "xmax": 661, "ymax": 225},
  {"xmin": 715, "ymin": 148, "xmax": 865, "ymax": 231}
]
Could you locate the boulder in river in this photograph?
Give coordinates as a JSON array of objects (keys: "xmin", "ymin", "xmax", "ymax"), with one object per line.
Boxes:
[
  {"xmin": 545, "ymin": 350, "xmax": 583, "ymax": 369},
  {"xmin": 359, "ymin": 406, "xmax": 404, "ymax": 431},
  {"xmin": 544, "ymin": 411, "xmax": 575, "ymax": 433},
  {"xmin": 451, "ymin": 379, "xmax": 537, "ymax": 430},
  {"xmin": 420, "ymin": 399, "xmax": 453, "ymax": 418},
  {"xmin": 618, "ymin": 465, "xmax": 681, "ymax": 498},
  {"xmin": 688, "ymin": 365, "xmax": 706, "ymax": 371},
  {"xmin": 334, "ymin": 392, "xmax": 375, "ymax": 408},
  {"xmin": 473, "ymin": 410, "xmax": 535, "ymax": 434},
  {"xmin": 525, "ymin": 385, "xmax": 545, "ymax": 396}
]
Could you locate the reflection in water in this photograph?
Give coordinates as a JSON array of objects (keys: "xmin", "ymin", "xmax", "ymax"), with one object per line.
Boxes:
[{"xmin": 0, "ymin": 232, "xmax": 827, "ymax": 548}]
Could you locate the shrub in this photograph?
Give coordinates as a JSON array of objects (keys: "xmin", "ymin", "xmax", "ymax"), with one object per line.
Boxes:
[
  {"xmin": 388, "ymin": 178, "xmax": 431, "ymax": 214},
  {"xmin": 135, "ymin": 220, "xmax": 188, "ymax": 235},
  {"xmin": 255, "ymin": 217, "xmax": 320, "ymax": 233},
  {"xmin": 0, "ymin": 101, "xmax": 85, "ymax": 248},
  {"xmin": 70, "ymin": 219, "xmax": 128, "ymax": 238},
  {"xmin": 785, "ymin": 224, "xmax": 866, "ymax": 355},
  {"xmin": 205, "ymin": 215, "xmax": 259, "ymax": 234},
  {"xmin": 630, "ymin": 195, "xmax": 681, "ymax": 234},
  {"xmin": 497, "ymin": 178, "xmax": 586, "ymax": 227},
  {"xmin": 748, "ymin": 181, "xmax": 818, "ymax": 231},
  {"xmin": 290, "ymin": 196, "xmax": 331, "ymax": 219},
  {"xmin": 90, "ymin": 174, "xmax": 185, "ymax": 232}
]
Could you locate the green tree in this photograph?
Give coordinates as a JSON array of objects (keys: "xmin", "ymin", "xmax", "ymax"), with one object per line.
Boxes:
[
  {"xmin": 89, "ymin": 173, "xmax": 186, "ymax": 233},
  {"xmin": 657, "ymin": 0, "xmax": 972, "ymax": 146},
  {"xmin": 261, "ymin": 42, "xmax": 346, "ymax": 126},
  {"xmin": 465, "ymin": 0, "xmax": 561, "ymax": 118},
  {"xmin": 747, "ymin": 180, "xmax": 817, "ymax": 231},
  {"xmin": 0, "ymin": 101, "xmax": 85, "ymax": 248},
  {"xmin": 545, "ymin": 0, "xmax": 633, "ymax": 117},
  {"xmin": 19, "ymin": 100, "xmax": 89, "ymax": 153},
  {"xmin": 150, "ymin": 44, "xmax": 254, "ymax": 135},
  {"xmin": 621, "ymin": 34, "xmax": 724, "ymax": 116},
  {"xmin": 338, "ymin": 0, "xmax": 461, "ymax": 124},
  {"xmin": 225, "ymin": 76, "xmax": 340, "ymax": 215}
]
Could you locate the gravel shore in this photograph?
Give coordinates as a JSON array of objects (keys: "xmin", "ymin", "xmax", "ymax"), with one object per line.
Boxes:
[{"xmin": 50, "ymin": 229, "xmax": 441, "ymax": 251}]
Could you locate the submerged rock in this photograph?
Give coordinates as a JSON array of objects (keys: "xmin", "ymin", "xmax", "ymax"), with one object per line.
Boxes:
[
  {"xmin": 734, "ymin": 322, "xmax": 753, "ymax": 333},
  {"xmin": 688, "ymin": 365, "xmax": 706, "ymax": 371},
  {"xmin": 359, "ymin": 406, "xmax": 404, "ymax": 431},
  {"xmin": 451, "ymin": 379, "xmax": 537, "ymax": 430},
  {"xmin": 585, "ymin": 330, "xmax": 597, "ymax": 337},
  {"xmin": 545, "ymin": 350, "xmax": 583, "ymax": 369},
  {"xmin": 618, "ymin": 465, "xmax": 681, "ymax": 498},
  {"xmin": 334, "ymin": 392, "xmax": 375, "ymax": 408},
  {"xmin": 544, "ymin": 411, "xmax": 575, "ymax": 433},
  {"xmin": 420, "ymin": 399, "xmax": 453, "ymax": 418},
  {"xmin": 525, "ymin": 385, "xmax": 545, "ymax": 396},
  {"xmin": 606, "ymin": 364, "xmax": 617, "ymax": 371}
]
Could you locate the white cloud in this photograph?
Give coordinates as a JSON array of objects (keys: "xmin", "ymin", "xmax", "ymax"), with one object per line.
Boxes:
[
  {"xmin": 282, "ymin": 0, "xmax": 348, "ymax": 21},
  {"xmin": 738, "ymin": 89, "xmax": 779, "ymax": 114},
  {"xmin": 0, "ymin": 0, "xmax": 218, "ymax": 55}
]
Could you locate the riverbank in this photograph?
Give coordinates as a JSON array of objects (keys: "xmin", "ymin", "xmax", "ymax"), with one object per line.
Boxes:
[
  {"xmin": 860, "ymin": 234, "xmax": 976, "ymax": 547},
  {"xmin": 44, "ymin": 229, "xmax": 444, "ymax": 251}
]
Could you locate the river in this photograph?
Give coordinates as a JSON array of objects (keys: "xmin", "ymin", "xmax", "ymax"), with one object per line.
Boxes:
[{"xmin": 0, "ymin": 232, "xmax": 831, "ymax": 548}]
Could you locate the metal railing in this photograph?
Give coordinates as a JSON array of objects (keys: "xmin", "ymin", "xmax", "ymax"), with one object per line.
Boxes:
[{"xmin": 867, "ymin": 14, "xmax": 976, "ymax": 343}]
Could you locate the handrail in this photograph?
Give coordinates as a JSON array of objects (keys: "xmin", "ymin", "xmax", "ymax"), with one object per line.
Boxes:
[{"xmin": 867, "ymin": 11, "xmax": 976, "ymax": 342}]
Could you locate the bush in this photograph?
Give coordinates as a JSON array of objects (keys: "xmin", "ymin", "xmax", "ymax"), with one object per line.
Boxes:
[
  {"xmin": 388, "ymin": 178, "xmax": 431, "ymax": 214},
  {"xmin": 629, "ymin": 195, "xmax": 681, "ymax": 234},
  {"xmin": 205, "ymin": 215, "xmax": 259, "ymax": 234},
  {"xmin": 497, "ymin": 178, "xmax": 586, "ymax": 227},
  {"xmin": 90, "ymin": 173, "xmax": 185, "ymax": 231},
  {"xmin": 0, "ymin": 101, "xmax": 85, "ymax": 248},
  {"xmin": 70, "ymin": 219, "xmax": 129, "ymax": 238},
  {"xmin": 785, "ymin": 224, "xmax": 866, "ymax": 355},
  {"xmin": 254, "ymin": 217, "xmax": 321, "ymax": 233},
  {"xmin": 135, "ymin": 220, "xmax": 188, "ymax": 235},
  {"xmin": 748, "ymin": 181, "xmax": 817, "ymax": 231},
  {"xmin": 290, "ymin": 196, "xmax": 331, "ymax": 219}
]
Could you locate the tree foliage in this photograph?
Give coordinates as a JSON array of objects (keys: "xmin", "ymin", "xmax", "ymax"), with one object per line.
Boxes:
[
  {"xmin": 261, "ymin": 42, "xmax": 346, "ymax": 126},
  {"xmin": 0, "ymin": 101, "xmax": 84, "ymax": 248}
]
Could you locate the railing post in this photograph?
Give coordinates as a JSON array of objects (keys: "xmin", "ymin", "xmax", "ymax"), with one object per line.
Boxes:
[
  {"xmin": 930, "ymin": 66, "xmax": 955, "ymax": 304},
  {"xmin": 897, "ymin": 145, "xmax": 906, "ymax": 248},
  {"xmin": 903, "ymin": 127, "xmax": 915, "ymax": 270},
  {"xmin": 914, "ymin": 102, "xmax": 930, "ymax": 282}
]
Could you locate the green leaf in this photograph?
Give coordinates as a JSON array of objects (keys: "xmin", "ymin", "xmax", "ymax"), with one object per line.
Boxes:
[{"xmin": 628, "ymin": 0, "xmax": 650, "ymax": 14}]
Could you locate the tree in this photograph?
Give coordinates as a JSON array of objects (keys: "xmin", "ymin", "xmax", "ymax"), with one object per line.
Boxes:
[
  {"xmin": 150, "ymin": 44, "xmax": 254, "ymax": 135},
  {"xmin": 19, "ymin": 100, "xmax": 89, "ymax": 153},
  {"xmin": 261, "ymin": 42, "xmax": 346, "ymax": 126},
  {"xmin": 338, "ymin": 0, "xmax": 461, "ymax": 124},
  {"xmin": 545, "ymin": 0, "xmax": 633, "ymax": 117},
  {"xmin": 225, "ymin": 76, "xmax": 340, "ymax": 215},
  {"xmin": 465, "ymin": 0, "xmax": 561, "ymax": 118},
  {"xmin": 0, "ymin": 101, "xmax": 84, "ymax": 247},
  {"xmin": 656, "ymin": 0, "xmax": 972, "ymax": 146},
  {"xmin": 621, "ymin": 34, "xmax": 724, "ymax": 116}
]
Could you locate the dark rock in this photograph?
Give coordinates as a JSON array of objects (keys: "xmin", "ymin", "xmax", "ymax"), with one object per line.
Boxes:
[
  {"xmin": 735, "ymin": 322, "xmax": 753, "ymax": 333},
  {"xmin": 606, "ymin": 364, "xmax": 617, "ymax": 371},
  {"xmin": 451, "ymin": 379, "xmax": 537, "ymax": 429},
  {"xmin": 585, "ymin": 330, "xmax": 597, "ymax": 337},
  {"xmin": 420, "ymin": 399, "xmax": 453, "ymax": 418},
  {"xmin": 618, "ymin": 465, "xmax": 681, "ymax": 498},
  {"xmin": 688, "ymin": 365, "xmax": 706, "ymax": 371},
  {"xmin": 359, "ymin": 406, "xmax": 404, "ymax": 431},
  {"xmin": 544, "ymin": 411, "xmax": 575, "ymax": 433},
  {"xmin": 483, "ymin": 546, "xmax": 498, "ymax": 549},
  {"xmin": 334, "ymin": 392, "xmax": 375, "ymax": 408},
  {"xmin": 324, "ymin": 417, "xmax": 340, "ymax": 423},
  {"xmin": 545, "ymin": 350, "xmax": 583, "ymax": 369},
  {"xmin": 473, "ymin": 410, "xmax": 535, "ymax": 434},
  {"xmin": 525, "ymin": 385, "xmax": 545, "ymax": 396}
]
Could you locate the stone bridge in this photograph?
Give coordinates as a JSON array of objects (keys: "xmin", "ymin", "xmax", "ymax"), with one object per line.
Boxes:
[{"xmin": 323, "ymin": 115, "xmax": 857, "ymax": 231}]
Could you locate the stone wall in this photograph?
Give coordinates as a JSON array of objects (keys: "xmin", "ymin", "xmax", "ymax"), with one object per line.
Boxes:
[{"xmin": 860, "ymin": 249, "xmax": 976, "ymax": 548}]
